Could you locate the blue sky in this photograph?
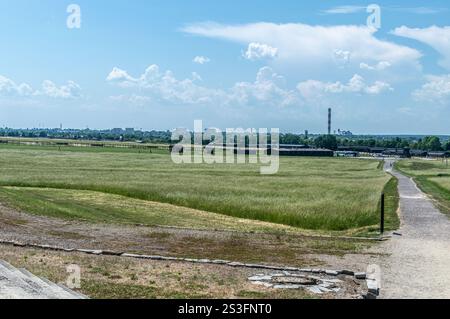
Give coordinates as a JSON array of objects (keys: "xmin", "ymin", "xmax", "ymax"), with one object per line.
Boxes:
[{"xmin": 0, "ymin": 0, "xmax": 449, "ymax": 134}]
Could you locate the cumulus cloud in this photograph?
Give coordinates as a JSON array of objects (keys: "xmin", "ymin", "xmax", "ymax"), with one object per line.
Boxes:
[
  {"xmin": 360, "ymin": 61, "xmax": 391, "ymax": 71},
  {"xmin": 193, "ymin": 56, "xmax": 210, "ymax": 64},
  {"xmin": 0, "ymin": 75, "xmax": 81, "ymax": 99},
  {"xmin": 412, "ymin": 74, "xmax": 450, "ymax": 103},
  {"xmin": 333, "ymin": 50, "xmax": 351, "ymax": 68},
  {"xmin": 244, "ymin": 43, "xmax": 278, "ymax": 60},
  {"xmin": 182, "ymin": 22, "xmax": 422, "ymax": 70},
  {"xmin": 0, "ymin": 75, "xmax": 34, "ymax": 97},
  {"xmin": 38, "ymin": 80, "xmax": 82, "ymax": 99},
  {"xmin": 107, "ymin": 65, "xmax": 298, "ymax": 107},
  {"xmin": 106, "ymin": 67, "xmax": 137, "ymax": 87},
  {"xmin": 107, "ymin": 64, "xmax": 394, "ymax": 109},
  {"xmin": 231, "ymin": 66, "xmax": 297, "ymax": 107},
  {"xmin": 107, "ymin": 65, "xmax": 223, "ymax": 105},
  {"xmin": 297, "ymin": 74, "xmax": 393, "ymax": 99},
  {"xmin": 392, "ymin": 26, "xmax": 450, "ymax": 70}
]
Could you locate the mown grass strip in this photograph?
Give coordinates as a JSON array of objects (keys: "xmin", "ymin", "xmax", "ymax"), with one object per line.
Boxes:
[
  {"xmin": 413, "ymin": 177, "xmax": 450, "ymax": 215},
  {"xmin": 382, "ymin": 177, "xmax": 400, "ymax": 231},
  {"xmin": 396, "ymin": 159, "xmax": 450, "ymax": 216}
]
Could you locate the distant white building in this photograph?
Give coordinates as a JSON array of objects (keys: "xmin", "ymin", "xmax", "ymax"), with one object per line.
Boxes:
[{"xmin": 337, "ymin": 129, "xmax": 353, "ymax": 137}]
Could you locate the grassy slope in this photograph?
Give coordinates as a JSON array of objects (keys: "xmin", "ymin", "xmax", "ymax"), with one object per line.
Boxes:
[
  {"xmin": 0, "ymin": 145, "xmax": 390, "ymax": 231},
  {"xmin": 396, "ymin": 159, "xmax": 450, "ymax": 214},
  {"xmin": 0, "ymin": 186, "xmax": 302, "ymax": 234},
  {"xmin": 352, "ymin": 176, "xmax": 400, "ymax": 237}
]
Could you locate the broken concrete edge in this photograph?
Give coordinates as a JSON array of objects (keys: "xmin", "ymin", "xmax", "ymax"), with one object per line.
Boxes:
[
  {"xmin": 0, "ymin": 239, "xmax": 366, "ymax": 276},
  {"xmin": 0, "ymin": 238, "xmax": 376, "ymax": 297},
  {"xmin": 365, "ymin": 277, "xmax": 381, "ymax": 298},
  {"xmin": 249, "ymin": 273, "xmax": 342, "ymax": 295}
]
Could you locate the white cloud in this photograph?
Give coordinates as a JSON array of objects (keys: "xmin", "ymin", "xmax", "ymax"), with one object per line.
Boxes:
[
  {"xmin": 182, "ymin": 22, "xmax": 422, "ymax": 70},
  {"xmin": 392, "ymin": 26, "xmax": 450, "ymax": 70},
  {"xmin": 38, "ymin": 80, "xmax": 82, "ymax": 99},
  {"xmin": 333, "ymin": 50, "xmax": 351, "ymax": 67},
  {"xmin": 0, "ymin": 75, "xmax": 81, "ymax": 99},
  {"xmin": 106, "ymin": 67, "xmax": 137, "ymax": 87},
  {"xmin": 322, "ymin": 6, "xmax": 366, "ymax": 14},
  {"xmin": 231, "ymin": 67, "xmax": 297, "ymax": 107},
  {"xmin": 107, "ymin": 64, "xmax": 395, "ymax": 109},
  {"xmin": 193, "ymin": 56, "xmax": 210, "ymax": 64},
  {"xmin": 107, "ymin": 65, "xmax": 223, "ymax": 105},
  {"xmin": 360, "ymin": 61, "xmax": 391, "ymax": 71},
  {"xmin": 244, "ymin": 43, "xmax": 278, "ymax": 60},
  {"xmin": 413, "ymin": 74, "xmax": 450, "ymax": 103},
  {"xmin": 365, "ymin": 81, "xmax": 393, "ymax": 94},
  {"xmin": 0, "ymin": 75, "xmax": 33, "ymax": 97},
  {"xmin": 297, "ymin": 74, "xmax": 393, "ymax": 98},
  {"xmin": 107, "ymin": 65, "xmax": 298, "ymax": 107}
]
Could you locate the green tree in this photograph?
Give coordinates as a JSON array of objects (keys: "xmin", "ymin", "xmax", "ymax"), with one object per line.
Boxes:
[
  {"xmin": 422, "ymin": 136, "xmax": 442, "ymax": 151},
  {"xmin": 315, "ymin": 135, "xmax": 338, "ymax": 151},
  {"xmin": 444, "ymin": 141, "xmax": 450, "ymax": 151}
]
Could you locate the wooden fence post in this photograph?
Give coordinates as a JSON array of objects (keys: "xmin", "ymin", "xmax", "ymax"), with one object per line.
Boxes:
[{"xmin": 380, "ymin": 193, "xmax": 385, "ymax": 234}]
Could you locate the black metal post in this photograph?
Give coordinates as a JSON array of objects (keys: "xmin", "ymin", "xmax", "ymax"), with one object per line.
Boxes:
[{"xmin": 380, "ymin": 193, "xmax": 385, "ymax": 234}]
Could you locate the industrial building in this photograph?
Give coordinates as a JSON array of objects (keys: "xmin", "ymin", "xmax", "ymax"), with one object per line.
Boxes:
[{"xmin": 278, "ymin": 146, "xmax": 334, "ymax": 157}]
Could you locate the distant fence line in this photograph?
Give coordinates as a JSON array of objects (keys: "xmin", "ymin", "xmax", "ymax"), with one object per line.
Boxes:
[{"xmin": 0, "ymin": 138, "xmax": 171, "ymax": 151}]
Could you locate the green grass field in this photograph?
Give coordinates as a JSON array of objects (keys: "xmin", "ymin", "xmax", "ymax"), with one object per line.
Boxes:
[
  {"xmin": 0, "ymin": 144, "xmax": 393, "ymax": 232},
  {"xmin": 396, "ymin": 159, "xmax": 450, "ymax": 214},
  {"xmin": 0, "ymin": 186, "xmax": 303, "ymax": 234}
]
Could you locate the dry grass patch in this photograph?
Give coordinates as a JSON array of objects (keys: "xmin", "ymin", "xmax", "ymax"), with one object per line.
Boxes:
[{"xmin": 0, "ymin": 244, "xmax": 314, "ymax": 299}]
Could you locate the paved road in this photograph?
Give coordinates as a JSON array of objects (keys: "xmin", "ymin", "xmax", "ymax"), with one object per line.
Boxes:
[{"xmin": 379, "ymin": 160, "xmax": 450, "ymax": 298}]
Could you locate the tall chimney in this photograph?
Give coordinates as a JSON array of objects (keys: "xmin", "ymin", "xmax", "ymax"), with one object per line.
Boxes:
[{"xmin": 328, "ymin": 108, "xmax": 332, "ymax": 135}]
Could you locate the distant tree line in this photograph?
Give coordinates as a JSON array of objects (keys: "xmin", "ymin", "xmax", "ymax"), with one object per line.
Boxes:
[
  {"xmin": 0, "ymin": 128, "xmax": 173, "ymax": 144},
  {"xmin": 0, "ymin": 128, "xmax": 449, "ymax": 152},
  {"xmin": 312, "ymin": 135, "xmax": 450, "ymax": 151}
]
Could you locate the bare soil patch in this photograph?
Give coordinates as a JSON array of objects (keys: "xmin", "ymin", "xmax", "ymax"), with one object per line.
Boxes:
[{"xmin": 0, "ymin": 203, "xmax": 372, "ymax": 267}]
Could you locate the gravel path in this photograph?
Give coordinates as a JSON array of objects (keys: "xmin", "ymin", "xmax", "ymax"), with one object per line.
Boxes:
[{"xmin": 379, "ymin": 160, "xmax": 450, "ymax": 298}]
